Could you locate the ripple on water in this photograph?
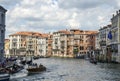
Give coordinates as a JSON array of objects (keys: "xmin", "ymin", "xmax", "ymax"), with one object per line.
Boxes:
[{"xmin": 11, "ymin": 58, "xmax": 120, "ymax": 81}]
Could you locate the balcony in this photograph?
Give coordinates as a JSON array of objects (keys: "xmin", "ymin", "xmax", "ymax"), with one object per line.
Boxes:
[
  {"xmin": 73, "ymin": 43, "xmax": 79, "ymax": 46},
  {"xmin": 52, "ymin": 49, "xmax": 60, "ymax": 51},
  {"xmin": 55, "ymin": 42, "xmax": 58, "ymax": 44},
  {"xmin": 12, "ymin": 46, "xmax": 17, "ymax": 48},
  {"xmin": 99, "ymin": 40, "xmax": 106, "ymax": 46}
]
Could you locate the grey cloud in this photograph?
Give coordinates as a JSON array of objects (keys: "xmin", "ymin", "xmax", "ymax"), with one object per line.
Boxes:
[
  {"xmin": 58, "ymin": 0, "xmax": 118, "ymax": 9},
  {"xmin": 2, "ymin": 0, "xmax": 120, "ymax": 38},
  {"xmin": 0, "ymin": 0, "xmax": 20, "ymax": 9}
]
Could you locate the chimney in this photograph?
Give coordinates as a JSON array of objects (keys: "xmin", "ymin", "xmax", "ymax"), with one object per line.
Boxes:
[
  {"xmin": 116, "ymin": 11, "xmax": 118, "ymax": 15},
  {"xmin": 113, "ymin": 14, "xmax": 114, "ymax": 17}
]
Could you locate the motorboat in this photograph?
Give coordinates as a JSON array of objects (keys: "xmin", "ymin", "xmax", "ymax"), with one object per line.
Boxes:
[
  {"xmin": 2, "ymin": 63, "xmax": 24, "ymax": 74},
  {"xmin": 27, "ymin": 64, "xmax": 46, "ymax": 75}
]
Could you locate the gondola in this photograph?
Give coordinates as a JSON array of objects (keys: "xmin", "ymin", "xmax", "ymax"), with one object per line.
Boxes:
[{"xmin": 90, "ymin": 59, "xmax": 97, "ymax": 64}]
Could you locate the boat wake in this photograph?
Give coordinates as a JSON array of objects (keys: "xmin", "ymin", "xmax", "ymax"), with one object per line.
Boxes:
[{"xmin": 10, "ymin": 69, "xmax": 28, "ymax": 79}]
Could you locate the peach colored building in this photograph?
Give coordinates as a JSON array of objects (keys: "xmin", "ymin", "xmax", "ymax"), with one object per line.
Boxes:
[
  {"xmin": 8, "ymin": 30, "xmax": 97, "ymax": 58},
  {"xmin": 52, "ymin": 29, "xmax": 98, "ymax": 58},
  {"xmin": 86, "ymin": 31, "xmax": 98, "ymax": 57},
  {"xmin": 47, "ymin": 34, "xmax": 53, "ymax": 57}
]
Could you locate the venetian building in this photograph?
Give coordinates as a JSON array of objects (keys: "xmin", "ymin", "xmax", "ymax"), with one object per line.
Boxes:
[
  {"xmin": 52, "ymin": 29, "xmax": 97, "ymax": 58},
  {"xmin": 47, "ymin": 34, "xmax": 53, "ymax": 57},
  {"xmin": 58, "ymin": 30, "xmax": 71, "ymax": 57},
  {"xmin": 95, "ymin": 32, "xmax": 100, "ymax": 50},
  {"xmin": 98, "ymin": 25, "xmax": 111, "ymax": 62},
  {"xmin": 0, "ymin": 6, "xmax": 7, "ymax": 61},
  {"xmin": 52, "ymin": 30, "xmax": 70, "ymax": 57},
  {"xmin": 110, "ymin": 10, "xmax": 120, "ymax": 63},
  {"xmin": 37, "ymin": 34, "xmax": 48, "ymax": 57},
  {"xmin": 9, "ymin": 32, "xmax": 28, "ymax": 57},
  {"xmin": 70, "ymin": 29, "xmax": 97, "ymax": 58},
  {"xmin": 52, "ymin": 31, "xmax": 63, "ymax": 56},
  {"xmin": 9, "ymin": 31, "xmax": 41, "ymax": 57},
  {"xmin": 86, "ymin": 31, "xmax": 98, "ymax": 58},
  {"xmin": 4, "ymin": 39, "xmax": 10, "ymax": 57}
]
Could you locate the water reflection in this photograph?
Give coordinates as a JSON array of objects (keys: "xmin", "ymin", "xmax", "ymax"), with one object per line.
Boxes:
[{"xmin": 11, "ymin": 57, "xmax": 120, "ymax": 81}]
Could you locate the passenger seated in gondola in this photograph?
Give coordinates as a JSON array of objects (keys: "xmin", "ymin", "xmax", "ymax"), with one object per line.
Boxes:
[
  {"xmin": 32, "ymin": 63, "xmax": 38, "ymax": 68},
  {"xmin": 39, "ymin": 64, "xmax": 43, "ymax": 67},
  {"xmin": 35, "ymin": 63, "xmax": 37, "ymax": 67}
]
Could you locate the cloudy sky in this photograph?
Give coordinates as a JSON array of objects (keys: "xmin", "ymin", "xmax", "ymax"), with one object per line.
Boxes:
[{"xmin": 0, "ymin": 0, "xmax": 120, "ymax": 38}]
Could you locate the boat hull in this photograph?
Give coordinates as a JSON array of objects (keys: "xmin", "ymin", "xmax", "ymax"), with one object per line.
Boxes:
[
  {"xmin": 90, "ymin": 59, "xmax": 97, "ymax": 64},
  {"xmin": 0, "ymin": 78, "xmax": 9, "ymax": 81},
  {"xmin": 0, "ymin": 74, "xmax": 10, "ymax": 81},
  {"xmin": 27, "ymin": 65, "xmax": 46, "ymax": 75}
]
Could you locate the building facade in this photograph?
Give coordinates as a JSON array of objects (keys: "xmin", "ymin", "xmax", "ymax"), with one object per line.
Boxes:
[
  {"xmin": 47, "ymin": 34, "xmax": 53, "ymax": 57},
  {"xmin": 110, "ymin": 10, "xmax": 120, "ymax": 63},
  {"xmin": 37, "ymin": 34, "xmax": 49, "ymax": 57},
  {"xmin": 98, "ymin": 25, "xmax": 111, "ymax": 62},
  {"xmin": 4, "ymin": 39, "xmax": 10, "ymax": 57},
  {"xmin": 9, "ymin": 32, "xmax": 42, "ymax": 57},
  {"xmin": 8, "ymin": 29, "xmax": 97, "ymax": 58},
  {"xmin": 0, "ymin": 6, "xmax": 7, "ymax": 61},
  {"xmin": 52, "ymin": 29, "xmax": 97, "ymax": 58}
]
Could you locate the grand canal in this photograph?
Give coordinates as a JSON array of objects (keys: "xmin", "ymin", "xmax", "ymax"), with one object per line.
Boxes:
[{"xmin": 11, "ymin": 57, "xmax": 120, "ymax": 81}]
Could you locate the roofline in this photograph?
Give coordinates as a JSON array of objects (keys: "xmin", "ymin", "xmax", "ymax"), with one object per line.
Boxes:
[{"xmin": 0, "ymin": 5, "xmax": 7, "ymax": 12}]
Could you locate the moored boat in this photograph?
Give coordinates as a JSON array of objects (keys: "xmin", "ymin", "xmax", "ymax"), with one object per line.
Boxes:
[
  {"xmin": 0, "ymin": 73, "xmax": 10, "ymax": 81},
  {"xmin": 1, "ymin": 63, "xmax": 24, "ymax": 74},
  {"xmin": 33, "ymin": 56, "xmax": 39, "ymax": 60},
  {"xmin": 20, "ymin": 60, "xmax": 26, "ymax": 65},
  {"xmin": 90, "ymin": 59, "xmax": 97, "ymax": 64}
]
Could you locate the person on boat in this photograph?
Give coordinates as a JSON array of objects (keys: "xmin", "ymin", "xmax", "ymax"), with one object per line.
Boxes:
[
  {"xmin": 39, "ymin": 64, "xmax": 43, "ymax": 67},
  {"xmin": 35, "ymin": 63, "xmax": 37, "ymax": 67},
  {"xmin": 1, "ymin": 62, "xmax": 5, "ymax": 68},
  {"xmin": 12, "ymin": 63, "xmax": 17, "ymax": 71}
]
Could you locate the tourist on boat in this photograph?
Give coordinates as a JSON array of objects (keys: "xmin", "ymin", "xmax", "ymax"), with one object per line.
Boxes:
[
  {"xmin": 12, "ymin": 63, "xmax": 17, "ymax": 71},
  {"xmin": 39, "ymin": 64, "xmax": 43, "ymax": 67},
  {"xmin": 35, "ymin": 63, "xmax": 37, "ymax": 67}
]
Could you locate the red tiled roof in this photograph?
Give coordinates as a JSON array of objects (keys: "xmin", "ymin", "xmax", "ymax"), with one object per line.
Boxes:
[
  {"xmin": 57, "ymin": 30, "xmax": 70, "ymax": 34},
  {"xmin": 9, "ymin": 31, "xmax": 42, "ymax": 37}
]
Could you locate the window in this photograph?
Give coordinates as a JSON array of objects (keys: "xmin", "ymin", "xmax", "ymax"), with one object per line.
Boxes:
[
  {"xmin": 80, "ymin": 46, "xmax": 84, "ymax": 50},
  {"xmin": 1, "ymin": 30, "xmax": 4, "ymax": 33}
]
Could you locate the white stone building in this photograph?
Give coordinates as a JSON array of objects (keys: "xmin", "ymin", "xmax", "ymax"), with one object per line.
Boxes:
[
  {"xmin": 52, "ymin": 31, "xmax": 61, "ymax": 56},
  {"xmin": 9, "ymin": 32, "xmax": 41, "ymax": 57},
  {"xmin": 98, "ymin": 25, "xmax": 111, "ymax": 62},
  {"xmin": 95, "ymin": 33, "xmax": 100, "ymax": 50},
  {"xmin": 99, "ymin": 25, "xmax": 111, "ymax": 55},
  {"xmin": 37, "ymin": 36, "xmax": 47, "ymax": 57},
  {"xmin": 110, "ymin": 10, "xmax": 120, "ymax": 63},
  {"xmin": 0, "ymin": 6, "xmax": 7, "ymax": 61},
  {"xmin": 9, "ymin": 34, "xmax": 27, "ymax": 56}
]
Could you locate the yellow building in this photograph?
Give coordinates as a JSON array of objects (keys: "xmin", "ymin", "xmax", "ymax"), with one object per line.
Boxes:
[{"xmin": 4, "ymin": 39, "xmax": 10, "ymax": 57}]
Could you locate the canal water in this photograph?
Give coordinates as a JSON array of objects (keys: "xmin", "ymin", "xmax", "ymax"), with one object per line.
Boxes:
[{"xmin": 11, "ymin": 57, "xmax": 120, "ymax": 81}]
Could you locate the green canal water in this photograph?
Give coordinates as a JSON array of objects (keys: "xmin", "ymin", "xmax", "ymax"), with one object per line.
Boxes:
[{"xmin": 11, "ymin": 57, "xmax": 120, "ymax": 81}]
